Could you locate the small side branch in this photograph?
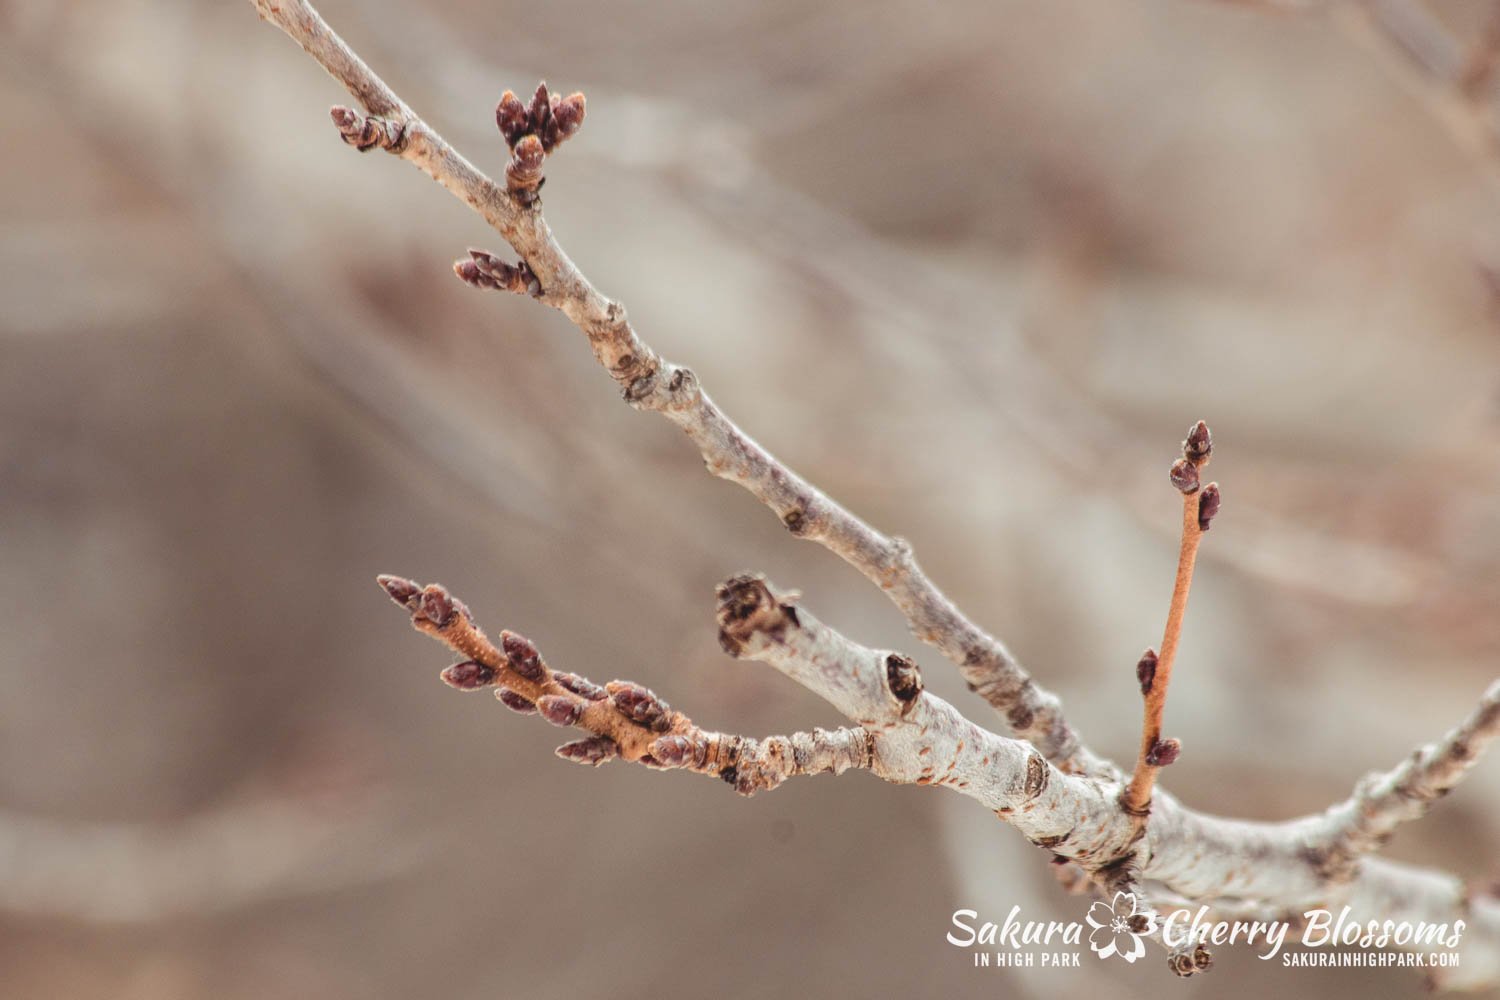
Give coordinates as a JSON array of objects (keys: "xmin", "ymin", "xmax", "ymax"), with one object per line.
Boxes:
[
  {"xmin": 376, "ymin": 575, "xmax": 871, "ymax": 795},
  {"xmin": 1312, "ymin": 678, "xmax": 1500, "ymax": 881},
  {"xmin": 1122, "ymin": 422, "xmax": 1221, "ymax": 822}
]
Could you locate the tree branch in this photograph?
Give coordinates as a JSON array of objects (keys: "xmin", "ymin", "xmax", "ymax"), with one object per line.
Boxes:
[
  {"xmin": 376, "ymin": 575, "xmax": 873, "ymax": 795},
  {"xmin": 250, "ymin": 2, "xmax": 1500, "ymax": 985},
  {"xmin": 1313, "ymin": 679, "xmax": 1500, "ymax": 880},
  {"xmin": 248, "ymin": 0, "xmax": 1101, "ymax": 776}
]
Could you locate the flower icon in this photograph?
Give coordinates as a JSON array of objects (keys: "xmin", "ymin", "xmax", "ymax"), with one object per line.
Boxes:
[{"xmin": 1085, "ymin": 891, "xmax": 1154, "ymax": 963}]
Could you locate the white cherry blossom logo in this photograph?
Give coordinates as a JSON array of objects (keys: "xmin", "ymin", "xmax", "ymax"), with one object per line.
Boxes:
[{"xmin": 1085, "ymin": 892, "xmax": 1154, "ymax": 963}]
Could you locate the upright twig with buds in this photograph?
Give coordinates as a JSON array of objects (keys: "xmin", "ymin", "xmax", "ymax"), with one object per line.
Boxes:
[
  {"xmin": 1121, "ymin": 421, "xmax": 1220, "ymax": 824},
  {"xmin": 249, "ymin": 0, "xmax": 1500, "ymax": 985}
]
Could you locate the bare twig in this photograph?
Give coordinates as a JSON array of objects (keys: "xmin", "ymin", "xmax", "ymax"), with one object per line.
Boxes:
[{"xmin": 1122, "ymin": 421, "xmax": 1220, "ymax": 821}]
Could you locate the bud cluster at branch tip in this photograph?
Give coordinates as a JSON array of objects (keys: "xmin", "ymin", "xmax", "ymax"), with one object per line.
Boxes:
[
  {"xmin": 495, "ymin": 82, "xmax": 586, "ymax": 206},
  {"xmin": 1170, "ymin": 421, "xmax": 1222, "ymax": 529},
  {"xmin": 454, "ymin": 249, "xmax": 543, "ymax": 298}
]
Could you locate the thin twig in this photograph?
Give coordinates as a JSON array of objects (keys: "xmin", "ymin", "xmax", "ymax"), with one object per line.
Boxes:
[{"xmin": 1122, "ymin": 422, "xmax": 1220, "ymax": 821}]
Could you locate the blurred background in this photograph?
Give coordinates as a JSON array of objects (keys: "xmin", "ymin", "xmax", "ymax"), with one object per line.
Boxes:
[{"xmin": 2, "ymin": 0, "xmax": 1499, "ymax": 996}]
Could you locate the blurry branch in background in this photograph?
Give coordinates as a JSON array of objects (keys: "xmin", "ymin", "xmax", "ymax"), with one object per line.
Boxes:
[
  {"xmin": 1312, "ymin": 683, "xmax": 1500, "ymax": 882},
  {"xmin": 1220, "ymin": 0, "xmax": 1500, "ymax": 178},
  {"xmin": 250, "ymin": 0, "xmax": 1500, "ymax": 985},
  {"xmin": 0, "ymin": 759, "xmax": 420, "ymax": 924},
  {"xmin": 1342, "ymin": 0, "xmax": 1500, "ymax": 169}
]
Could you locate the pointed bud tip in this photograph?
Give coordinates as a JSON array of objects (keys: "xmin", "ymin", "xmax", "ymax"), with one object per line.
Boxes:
[
  {"xmin": 1197, "ymin": 483, "xmax": 1222, "ymax": 532},
  {"xmin": 1184, "ymin": 420, "xmax": 1213, "ymax": 463},
  {"xmin": 330, "ymin": 106, "xmax": 357, "ymax": 128},
  {"xmin": 555, "ymin": 736, "xmax": 618, "ymax": 766},
  {"xmin": 441, "ymin": 660, "xmax": 496, "ymax": 691},
  {"xmin": 377, "ymin": 574, "xmax": 421, "ymax": 607}
]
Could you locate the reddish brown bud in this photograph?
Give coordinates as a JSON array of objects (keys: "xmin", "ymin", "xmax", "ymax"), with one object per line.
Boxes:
[
  {"xmin": 527, "ymin": 82, "xmax": 551, "ymax": 135},
  {"xmin": 376, "ymin": 574, "xmax": 421, "ymax": 608},
  {"xmin": 555, "ymin": 735, "xmax": 618, "ymax": 766},
  {"xmin": 1147, "ymin": 737, "xmax": 1182, "ymax": 767},
  {"xmin": 1192, "ymin": 945, "xmax": 1213, "ymax": 972},
  {"xmin": 537, "ymin": 695, "xmax": 582, "ymax": 728},
  {"xmin": 495, "ymin": 90, "xmax": 529, "ymax": 148},
  {"xmin": 441, "ymin": 660, "xmax": 496, "ymax": 691},
  {"xmin": 1184, "ymin": 420, "xmax": 1212, "ymax": 463},
  {"xmin": 505, "ymin": 135, "xmax": 546, "ymax": 204},
  {"xmin": 1169, "ymin": 457, "xmax": 1200, "ymax": 494},
  {"xmin": 454, "ymin": 259, "xmax": 499, "ymax": 290},
  {"xmin": 496, "ymin": 688, "xmax": 537, "ymax": 714},
  {"xmin": 1197, "ymin": 483, "xmax": 1221, "ymax": 532},
  {"xmin": 649, "ymin": 733, "xmax": 706, "ymax": 769},
  {"xmin": 417, "ymin": 584, "xmax": 455, "ymax": 627},
  {"xmin": 460, "ymin": 250, "xmax": 541, "ymax": 298},
  {"xmin": 1136, "ymin": 648, "xmax": 1158, "ymax": 695},
  {"xmin": 329, "ymin": 106, "xmax": 400, "ymax": 151},
  {"xmin": 501, "ymin": 631, "xmax": 545, "ymax": 682},
  {"xmin": 554, "ymin": 672, "xmax": 608, "ymax": 701},
  {"xmin": 608, "ymin": 681, "xmax": 670, "ymax": 731},
  {"xmin": 543, "ymin": 92, "xmax": 585, "ymax": 151}
]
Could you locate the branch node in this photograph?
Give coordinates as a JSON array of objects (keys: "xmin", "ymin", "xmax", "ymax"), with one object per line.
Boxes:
[{"xmin": 329, "ymin": 105, "xmax": 407, "ymax": 152}]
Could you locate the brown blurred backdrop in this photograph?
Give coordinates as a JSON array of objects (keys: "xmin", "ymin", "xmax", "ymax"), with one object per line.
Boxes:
[{"xmin": 1, "ymin": 1, "xmax": 1498, "ymax": 997}]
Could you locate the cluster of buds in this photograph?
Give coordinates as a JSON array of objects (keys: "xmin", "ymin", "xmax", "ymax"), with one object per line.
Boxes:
[
  {"xmin": 377, "ymin": 574, "xmax": 697, "ymax": 772},
  {"xmin": 453, "ymin": 249, "xmax": 543, "ymax": 297},
  {"xmin": 1168, "ymin": 420, "xmax": 1221, "ymax": 532},
  {"xmin": 496, "ymin": 82, "xmax": 586, "ymax": 206},
  {"xmin": 328, "ymin": 106, "xmax": 406, "ymax": 152},
  {"xmin": 1169, "ymin": 943, "xmax": 1214, "ymax": 977}
]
